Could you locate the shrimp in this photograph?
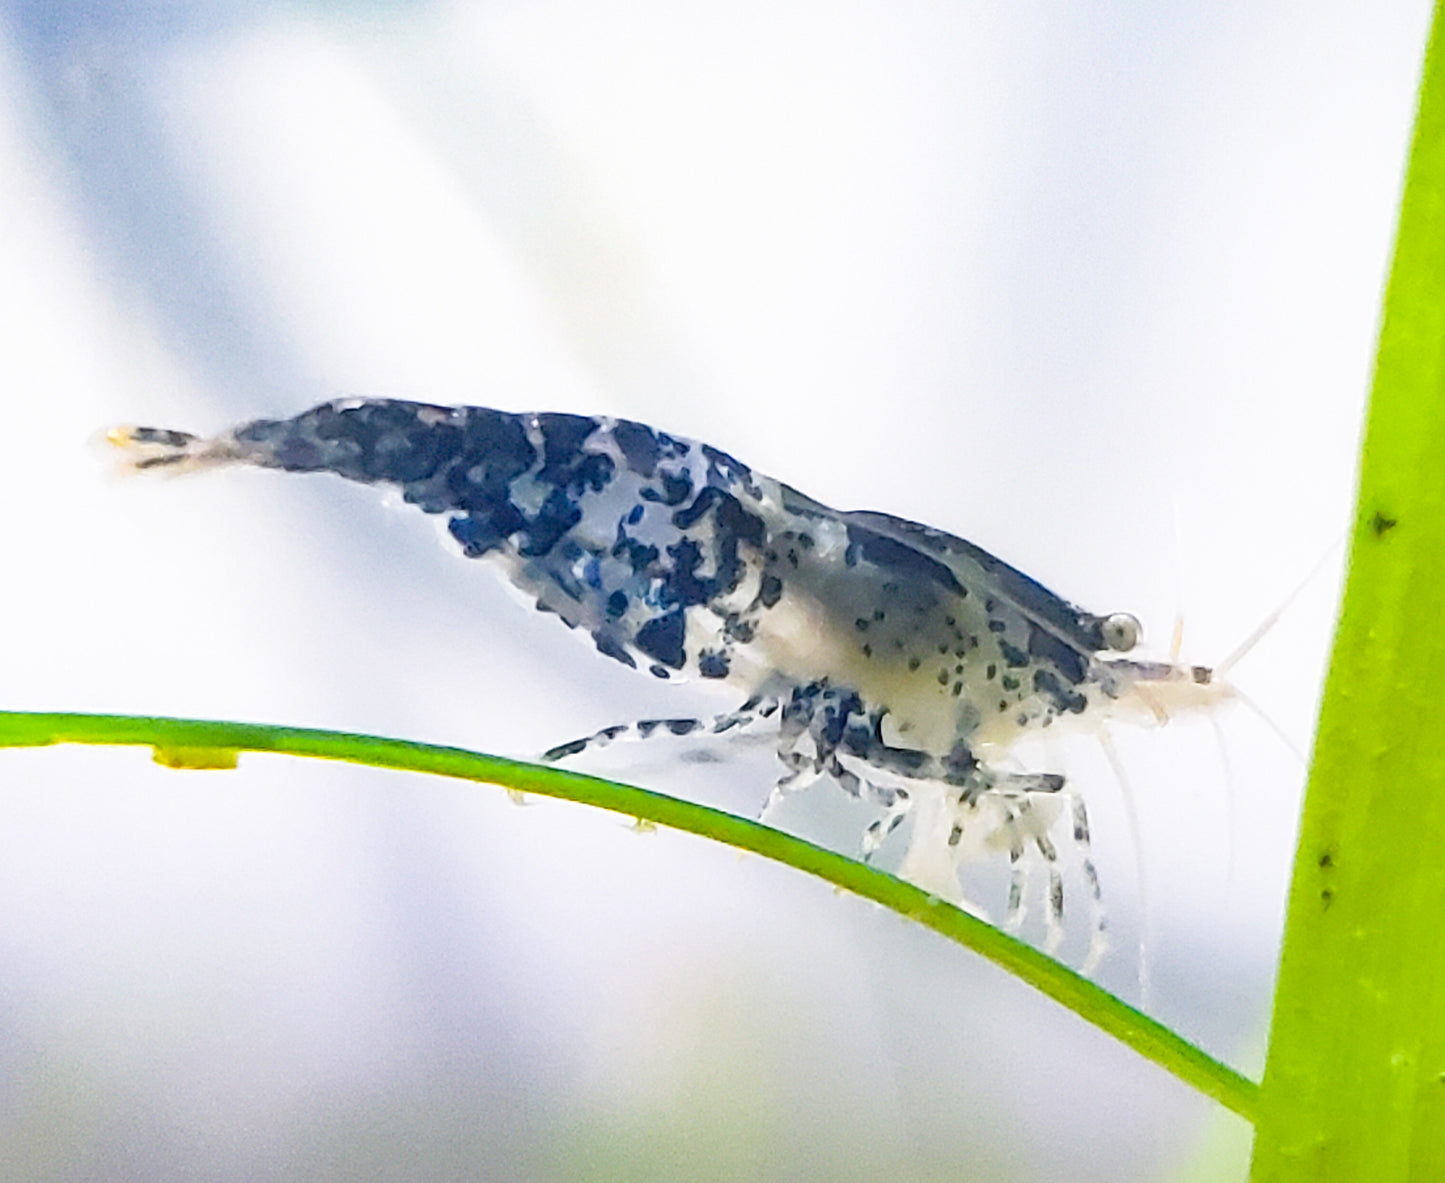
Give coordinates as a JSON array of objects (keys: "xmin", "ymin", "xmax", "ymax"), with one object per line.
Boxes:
[{"xmin": 108, "ymin": 398, "xmax": 1244, "ymax": 966}]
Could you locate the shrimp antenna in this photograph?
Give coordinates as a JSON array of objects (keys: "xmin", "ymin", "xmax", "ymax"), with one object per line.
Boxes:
[
  {"xmin": 1217, "ymin": 537, "xmax": 1344, "ymax": 679},
  {"xmin": 1098, "ymin": 727, "xmax": 1153, "ymax": 1009},
  {"xmin": 1208, "ymin": 711, "xmax": 1239, "ymax": 899},
  {"xmin": 1168, "ymin": 489, "xmax": 1188, "ymax": 663},
  {"xmin": 1202, "ymin": 538, "xmax": 1342, "ymax": 766},
  {"xmin": 1229, "ymin": 683, "xmax": 1306, "ymax": 766}
]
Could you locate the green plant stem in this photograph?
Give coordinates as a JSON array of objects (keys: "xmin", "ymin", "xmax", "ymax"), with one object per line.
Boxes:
[
  {"xmin": 1252, "ymin": 4, "xmax": 1445, "ymax": 1179},
  {"xmin": 0, "ymin": 708, "xmax": 1256, "ymax": 1119}
]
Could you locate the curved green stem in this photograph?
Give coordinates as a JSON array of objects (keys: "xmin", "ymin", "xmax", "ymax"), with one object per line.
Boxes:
[{"xmin": 0, "ymin": 708, "xmax": 1256, "ymax": 1119}]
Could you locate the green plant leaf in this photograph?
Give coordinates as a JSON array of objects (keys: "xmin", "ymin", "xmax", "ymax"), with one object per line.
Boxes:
[
  {"xmin": 0, "ymin": 708, "xmax": 1256, "ymax": 1119},
  {"xmin": 1251, "ymin": 3, "xmax": 1445, "ymax": 1178}
]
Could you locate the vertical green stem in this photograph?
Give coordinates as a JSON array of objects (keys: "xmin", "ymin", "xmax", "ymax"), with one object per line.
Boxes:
[{"xmin": 1252, "ymin": 4, "xmax": 1445, "ymax": 1178}]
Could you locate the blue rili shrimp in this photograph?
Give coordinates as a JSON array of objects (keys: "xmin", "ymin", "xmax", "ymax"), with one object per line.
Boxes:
[{"xmin": 109, "ymin": 398, "xmax": 1237, "ymax": 963}]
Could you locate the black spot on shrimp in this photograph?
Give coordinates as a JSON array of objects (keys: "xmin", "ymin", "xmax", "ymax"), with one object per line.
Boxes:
[
  {"xmin": 1033, "ymin": 668, "xmax": 1088, "ymax": 715},
  {"xmin": 998, "ymin": 640, "xmax": 1030, "ymax": 668},
  {"xmin": 635, "ymin": 610, "xmax": 686, "ymax": 670},
  {"xmin": 448, "ymin": 505, "xmax": 524, "ymax": 557},
  {"xmin": 592, "ymin": 631, "xmax": 636, "ymax": 669},
  {"xmin": 612, "ymin": 418, "xmax": 661, "ymax": 477},
  {"xmin": 518, "ymin": 488, "xmax": 583, "ymax": 557}
]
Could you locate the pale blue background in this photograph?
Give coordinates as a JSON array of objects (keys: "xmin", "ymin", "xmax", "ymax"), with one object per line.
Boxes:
[{"xmin": 0, "ymin": 3, "xmax": 1430, "ymax": 1179}]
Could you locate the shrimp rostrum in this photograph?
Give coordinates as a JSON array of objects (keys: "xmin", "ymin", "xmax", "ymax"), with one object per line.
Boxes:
[{"xmin": 110, "ymin": 398, "xmax": 1232, "ymax": 961}]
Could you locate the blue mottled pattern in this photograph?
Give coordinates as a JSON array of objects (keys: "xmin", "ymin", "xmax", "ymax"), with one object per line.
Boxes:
[
  {"xmin": 116, "ymin": 396, "xmax": 1148, "ymax": 952},
  {"xmin": 203, "ymin": 397, "xmax": 1127, "ymax": 795},
  {"xmin": 230, "ymin": 399, "xmax": 772, "ymax": 682}
]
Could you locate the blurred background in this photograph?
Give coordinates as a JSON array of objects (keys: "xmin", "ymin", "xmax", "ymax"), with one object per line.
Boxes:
[{"xmin": 0, "ymin": 2, "xmax": 1432, "ymax": 1179}]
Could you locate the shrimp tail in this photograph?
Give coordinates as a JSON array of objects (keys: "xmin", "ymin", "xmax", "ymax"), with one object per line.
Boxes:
[{"xmin": 105, "ymin": 424, "xmax": 249, "ymax": 475}]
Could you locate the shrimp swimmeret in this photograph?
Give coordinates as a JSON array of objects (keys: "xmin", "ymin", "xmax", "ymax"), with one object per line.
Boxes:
[{"xmin": 108, "ymin": 398, "xmax": 1245, "ymax": 967}]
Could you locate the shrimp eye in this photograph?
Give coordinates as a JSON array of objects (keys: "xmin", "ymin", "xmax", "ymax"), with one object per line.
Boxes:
[{"xmin": 1101, "ymin": 612, "xmax": 1141, "ymax": 652}]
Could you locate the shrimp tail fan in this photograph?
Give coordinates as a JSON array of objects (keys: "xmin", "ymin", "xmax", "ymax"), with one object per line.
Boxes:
[{"xmin": 105, "ymin": 425, "xmax": 247, "ymax": 475}]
